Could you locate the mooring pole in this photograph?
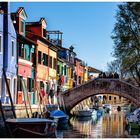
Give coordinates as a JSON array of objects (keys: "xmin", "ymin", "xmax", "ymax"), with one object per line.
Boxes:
[{"xmin": 2, "ymin": 68, "xmax": 16, "ymax": 118}]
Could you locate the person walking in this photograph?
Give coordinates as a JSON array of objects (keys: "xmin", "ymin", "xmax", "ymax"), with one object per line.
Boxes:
[{"xmin": 41, "ymin": 87, "xmax": 46, "ymax": 105}]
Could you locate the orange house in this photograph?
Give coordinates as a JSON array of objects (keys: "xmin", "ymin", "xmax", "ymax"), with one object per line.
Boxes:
[
  {"xmin": 75, "ymin": 58, "xmax": 85, "ymax": 85},
  {"xmin": 26, "ymin": 18, "xmax": 57, "ymax": 104}
]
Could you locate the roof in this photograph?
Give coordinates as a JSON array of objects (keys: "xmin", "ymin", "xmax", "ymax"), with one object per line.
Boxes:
[
  {"xmin": 16, "ymin": 7, "xmax": 27, "ymax": 18},
  {"xmin": 88, "ymin": 66, "xmax": 102, "ymax": 73},
  {"xmin": 17, "ymin": 33, "xmax": 37, "ymax": 45},
  {"xmin": 26, "ymin": 22, "xmax": 40, "ymax": 26},
  {"xmin": 26, "ymin": 17, "xmax": 46, "ymax": 26},
  {"xmin": 26, "ymin": 31, "xmax": 58, "ymax": 51},
  {"xmin": 75, "ymin": 57, "xmax": 82, "ymax": 62}
]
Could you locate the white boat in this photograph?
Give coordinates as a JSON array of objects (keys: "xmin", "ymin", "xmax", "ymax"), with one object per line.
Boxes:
[
  {"xmin": 76, "ymin": 109, "xmax": 93, "ymax": 117},
  {"xmin": 92, "ymin": 109, "xmax": 97, "ymax": 116},
  {"xmin": 102, "ymin": 104, "xmax": 112, "ymax": 113},
  {"xmin": 102, "ymin": 104, "xmax": 112, "ymax": 110},
  {"xmin": 75, "ymin": 106, "xmax": 93, "ymax": 117}
]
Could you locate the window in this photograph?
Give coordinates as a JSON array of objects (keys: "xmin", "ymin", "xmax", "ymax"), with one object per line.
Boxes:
[
  {"xmin": 6, "ymin": 79, "xmax": 10, "ymax": 96},
  {"xmin": 43, "ymin": 28, "xmax": 46, "ymax": 38},
  {"xmin": 18, "ymin": 76, "xmax": 22, "ymax": 91},
  {"xmin": 43, "ymin": 53, "xmax": 46, "ymax": 65},
  {"xmin": 38, "ymin": 51, "xmax": 41, "ymax": 64},
  {"xmin": 109, "ymin": 96, "xmax": 111, "ymax": 100},
  {"xmin": 49, "ymin": 56, "xmax": 52, "ymax": 68},
  {"xmin": 27, "ymin": 78, "xmax": 32, "ymax": 92},
  {"xmin": 71, "ymin": 68, "xmax": 73, "ymax": 78},
  {"xmin": 0, "ymin": 35, "xmax": 2, "ymax": 53},
  {"xmin": 31, "ymin": 52, "xmax": 35, "ymax": 63},
  {"xmin": 19, "ymin": 44, "xmax": 24, "ymax": 58},
  {"xmin": 53, "ymin": 58, "xmax": 57, "ymax": 70},
  {"xmin": 42, "ymin": 53, "xmax": 48, "ymax": 66},
  {"xmin": 32, "ymin": 79, "xmax": 34, "ymax": 90},
  {"xmin": 40, "ymin": 81, "xmax": 44, "ymax": 88},
  {"xmin": 64, "ymin": 65, "xmax": 67, "ymax": 75},
  {"xmin": 12, "ymin": 41, "xmax": 14, "ymax": 57},
  {"xmin": 57, "ymin": 65, "xmax": 60, "ymax": 74},
  {"xmin": 61, "ymin": 66, "xmax": 63, "ymax": 75},
  {"xmin": 20, "ymin": 21, "xmax": 24, "ymax": 33},
  {"xmin": 45, "ymin": 54, "xmax": 48, "ymax": 66}
]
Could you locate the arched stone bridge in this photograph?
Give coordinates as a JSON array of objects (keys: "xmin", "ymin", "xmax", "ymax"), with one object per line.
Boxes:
[{"xmin": 60, "ymin": 78, "xmax": 140, "ymax": 114}]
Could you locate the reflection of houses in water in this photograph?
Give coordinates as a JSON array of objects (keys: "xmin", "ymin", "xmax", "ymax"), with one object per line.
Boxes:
[
  {"xmin": 90, "ymin": 117, "xmax": 103, "ymax": 138},
  {"xmin": 70, "ymin": 112, "xmax": 125, "ymax": 138},
  {"xmin": 70, "ymin": 117, "xmax": 92, "ymax": 137},
  {"xmin": 102, "ymin": 112, "xmax": 125, "ymax": 138}
]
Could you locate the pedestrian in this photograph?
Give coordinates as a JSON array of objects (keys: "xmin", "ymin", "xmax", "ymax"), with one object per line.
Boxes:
[
  {"xmin": 41, "ymin": 87, "xmax": 46, "ymax": 105},
  {"xmin": 108, "ymin": 72, "xmax": 113, "ymax": 78},
  {"xmin": 103, "ymin": 72, "xmax": 106, "ymax": 78},
  {"xmin": 114, "ymin": 72, "xmax": 119, "ymax": 78},
  {"xmin": 99, "ymin": 72, "xmax": 103, "ymax": 78},
  {"xmin": 49, "ymin": 88, "xmax": 54, "ymax": 104}
]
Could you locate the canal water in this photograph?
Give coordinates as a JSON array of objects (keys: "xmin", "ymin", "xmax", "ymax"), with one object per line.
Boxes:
[{"xmin": 56, "ymin": 111, "xmax": 127, "ymax": 138}]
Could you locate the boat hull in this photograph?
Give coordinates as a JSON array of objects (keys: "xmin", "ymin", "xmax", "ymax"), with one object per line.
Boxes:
[{"xmin": 6, "ymin": 118, "xmax": 57, "ymax": 138}]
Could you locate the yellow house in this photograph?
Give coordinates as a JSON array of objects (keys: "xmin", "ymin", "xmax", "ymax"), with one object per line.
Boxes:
[
  {"xmin": 102, "ymin": 94, "xmax": 125, "ymax": 105},
  {"xmin": 84, "ymin": 66, "xmax": 88, "ymax": 82},
  {"xmin": 66, "ymin": 66, "xmax": 73, "ymax": 89}
]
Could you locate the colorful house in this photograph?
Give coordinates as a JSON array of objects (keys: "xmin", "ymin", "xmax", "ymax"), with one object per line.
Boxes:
[
  {"xmin": 48, "ymin": 31, "xmax": 77, "ymax": 91},
  {"xmin": 88, "ymin": 66, "xmax": 102, "ymax": 80},
  {"xmin": 26, "ymin": 18, "xmax": 58, "ymax": 104},
  {"xmin": 84, "ymin": 65, "xmax": 88, "ymax": 82},
  {"xmin": 66, "ymin": 46, "xmax": 76, "ymax": 89},
  {"xmin": 56, "ymin": 46, "xmax": 76, "ymax": 90},
  {"xmin": 74, "ymin": 58, "xmax": 84, "ymax": 85},
  {"xmin": 11, "ymin": 7, "xmax": 36, "ymax": 104},
  {"xmin": 0, "ymin": 2, "xmax": 17, "ymax": 104}
]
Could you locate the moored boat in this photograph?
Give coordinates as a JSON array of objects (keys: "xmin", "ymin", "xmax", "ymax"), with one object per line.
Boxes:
[
  {"xmin": 76, "ymin": 109, "xmax": 93, "ymax": 117},
  {"xmin": 49, "ymin": 109, "xmax": 69, "ymax": 130},
  {"xmin": 6, "ymin": 118, "xmax": 57, "ymax": 138}
]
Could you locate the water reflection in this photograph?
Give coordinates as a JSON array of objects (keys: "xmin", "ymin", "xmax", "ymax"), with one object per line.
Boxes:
[{"xmin": 65, "ymin": 112, "xmax": 125, "ymax": 138}]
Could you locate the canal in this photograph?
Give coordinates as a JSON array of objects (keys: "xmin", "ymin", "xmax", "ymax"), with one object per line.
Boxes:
[{"xmin": 56, "ymin": 111, "xmax": 126, "ymax": 138}]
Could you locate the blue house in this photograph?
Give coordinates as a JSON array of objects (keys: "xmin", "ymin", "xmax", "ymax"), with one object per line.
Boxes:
[{"xmin": 0, "ymin": 2, "xmax": 17, "ymax": 104}]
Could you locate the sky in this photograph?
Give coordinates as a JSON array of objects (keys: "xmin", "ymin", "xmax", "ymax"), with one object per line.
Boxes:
[{"xmin": 10, "ymin": 2, "xmax": 121, "ymax": 71}]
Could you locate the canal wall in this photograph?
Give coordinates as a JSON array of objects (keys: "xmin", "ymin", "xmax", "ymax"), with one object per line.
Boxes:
[{"xmin": 0, "ymin": 104, "xmax": 43, "ymax": 126}]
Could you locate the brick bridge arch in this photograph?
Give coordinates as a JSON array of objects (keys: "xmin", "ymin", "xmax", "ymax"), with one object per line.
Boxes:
[{"xmin": 60, "ymin": 78, "xmax": 140, "ymax": 114}]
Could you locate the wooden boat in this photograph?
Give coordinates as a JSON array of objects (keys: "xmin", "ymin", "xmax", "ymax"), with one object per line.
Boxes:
[{"xmin": 6, "ymin": 118, "xmax": 57, "ymax": 138}]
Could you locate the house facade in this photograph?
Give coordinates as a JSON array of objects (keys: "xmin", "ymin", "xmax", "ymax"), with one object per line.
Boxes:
[
  {"xmin": 11, "ymin": 7, "xmax": 36, "ymax": 104},
  {"xmin": 0, "ymin": 2, "xmax": 17, "ymax": 104},
  {"xmin": 26, "ymin": 18, "xmax": 58, "ymax": 104}
]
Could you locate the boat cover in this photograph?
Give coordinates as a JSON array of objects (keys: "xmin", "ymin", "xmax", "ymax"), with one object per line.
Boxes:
[
  {"xmin": 133, "ymin": 108, "xmax": 140, "ymax": 117},
  {"xmin": 50, "ymin": 110, "xmax": 67, "ymax": 118}
]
